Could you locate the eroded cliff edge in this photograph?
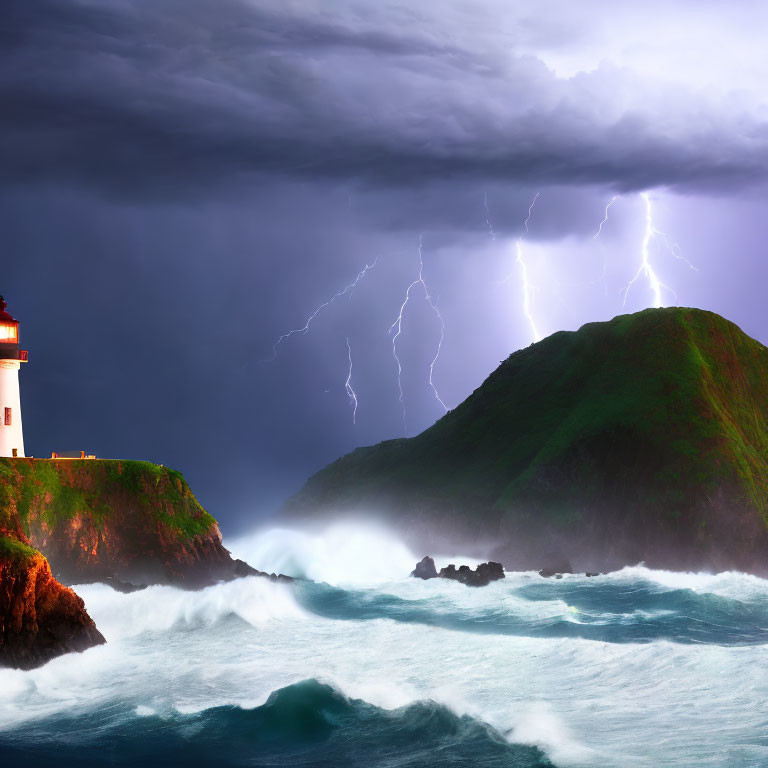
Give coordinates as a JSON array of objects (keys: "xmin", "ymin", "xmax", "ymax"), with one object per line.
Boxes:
[
  {"xmin": 0, "ymin": 458, "xmax": 254, "ymax": 589},
  {"xmin": 0, "ymin": 535, "xmax": 104, "ymax": 669},
  {"xmin": 0, "ymin": 457, "xmax": 272, "ymax": 668}
]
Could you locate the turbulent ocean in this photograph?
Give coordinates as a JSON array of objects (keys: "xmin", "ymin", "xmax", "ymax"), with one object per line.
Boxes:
[{"xmin": 3, "ymin": 525, "xmax": 768, "ymax": 768}]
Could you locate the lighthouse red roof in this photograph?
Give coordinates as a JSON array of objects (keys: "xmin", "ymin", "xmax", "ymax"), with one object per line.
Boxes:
[{"xmin": 0, "ymin": 296, "xmax": 19, "ymax": 324}]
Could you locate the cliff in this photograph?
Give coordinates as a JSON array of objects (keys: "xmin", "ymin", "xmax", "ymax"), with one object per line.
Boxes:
[
  {"xmin": 283, "ymin": 307, "xmax": 768, "ymax": 575},
  {"xmin": 0, "ymin": 459, "xmax": 255, "ymax": 589},
  {"xmin": 0, "ymin": 458, "xmax": 280, "ymax": 668},
  {"xmin": 0, "ymin": 535, "xmax": 104, "ymax": 669}
]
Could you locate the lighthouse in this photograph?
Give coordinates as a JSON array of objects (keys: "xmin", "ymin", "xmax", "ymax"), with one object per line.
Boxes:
[{"xmin": 0, "ymin": 296, "xmax": 27, "ymax": 458}]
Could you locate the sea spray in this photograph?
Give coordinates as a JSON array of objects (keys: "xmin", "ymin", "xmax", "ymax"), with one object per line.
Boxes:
[
  {"xmin": 229, "ymin": 522, "xmax": 484, "ymax": 587},
  {"xmin": 74, "ymin": 576, "xmax": 306, "ymax": 641},
  {"xmin": 3, "ymin": 526, "xmax": 768, "ymax": 766},
  {"xmin": 228, "ymin": 523, "xmax": 419, "ymax": 586}
]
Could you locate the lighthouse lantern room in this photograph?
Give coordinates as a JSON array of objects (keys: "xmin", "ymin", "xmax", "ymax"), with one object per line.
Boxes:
[{"xmin": 0, "ymin": 296, "xmax": 27, "ymax": 458}]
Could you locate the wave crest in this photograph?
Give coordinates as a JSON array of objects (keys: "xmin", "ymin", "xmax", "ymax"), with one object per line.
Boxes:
[
  {"xmin": 0, "ymin": 679, "xmax": 556, "ymax": 768},
  {"xmin": 75, "ymin": 576, "xmax": 306, "ymax": 641},
  {"xmin": 228, "ymin": 523, "xmax": 419, "ymax": 586}
]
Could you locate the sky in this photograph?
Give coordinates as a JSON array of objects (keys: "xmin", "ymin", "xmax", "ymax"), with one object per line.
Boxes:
[{"xmin": 2, "ymin": 0, "xmax": 768, "ymax": 534}]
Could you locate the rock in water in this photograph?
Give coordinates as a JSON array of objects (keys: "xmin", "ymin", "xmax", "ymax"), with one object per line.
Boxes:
[
  {"xmin": 411, "ymin": 556, "xmax": 438, "ymax": 579},
  {"xmin": 475, "ymin": 561, "xmax": 505, "ymax": 584},
  {"xmin": 437, "ymin": 561, "xmax": 505, "ymax": 587},
  {"xmin": 0, "ymin": 537, "xmax": 105, "ymax": 670},
  {"xmin": 539, "ymin": 553, "xmax": 573, "ymax": 578},
  {"xmin": 98, "ymin": 576, "xmax": 147, "ymax": 593}
]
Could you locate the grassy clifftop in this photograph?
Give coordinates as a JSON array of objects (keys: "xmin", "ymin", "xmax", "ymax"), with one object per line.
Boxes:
[
  {"xmin": 284, "ymin": 308, "xmax": 768, "ymax": 574},
  {"xmin": 0, "ymin": 459, "xmax": 243, "ymax": 588},
  {"xmin": 0, "ymin": 459, "xmax": 216, "ymax": 542},
  {"xmin": 0, "ymin": 533, "xmax": 38, "ymax": 561}
]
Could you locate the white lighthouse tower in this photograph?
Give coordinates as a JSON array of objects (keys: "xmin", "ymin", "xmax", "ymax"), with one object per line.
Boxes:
[{"xmin": 0, "ymin": 296, "xmax": 27, "ymax": 458}]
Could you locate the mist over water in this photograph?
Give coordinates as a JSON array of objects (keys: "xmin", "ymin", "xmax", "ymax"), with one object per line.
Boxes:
[
  {"xmin": 3, "ymin": 523, "xmax": 768, "ymax": 767},
  {"xmin": 228, "ymin": 523, "xmax": 425, "ymax": 586}
]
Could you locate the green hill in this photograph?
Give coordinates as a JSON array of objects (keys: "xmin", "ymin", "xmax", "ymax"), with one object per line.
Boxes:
[{"xmin": 283, "ymin": 308, "xmax": 768, "ymax": 574}]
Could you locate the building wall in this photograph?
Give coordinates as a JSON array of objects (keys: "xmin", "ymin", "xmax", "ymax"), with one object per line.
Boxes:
[{"xmin": 0, "ymin": 361, "xmax": 25, "ymax": 458}]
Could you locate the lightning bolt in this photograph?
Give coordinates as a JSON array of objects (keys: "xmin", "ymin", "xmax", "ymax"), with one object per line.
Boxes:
[
  {"xmin": 266, "ymin": 259, "xmax": 377, "ymax": 361},
  {"xmin": 390, "ymin": 278, "xmax": 417, "ymax": 433},
  {"xmin": 593, "ymin": 196, "xmax": 617, "ymax": 239},
  {"xmin": 593, "ymin": 195, "xmax": 618, "ymax": 296},
  {"xmin": 655, "ymin": 226, "xmax": 698, "ymax": 273},
  {"xmin": 622, "ymin": 192, "xmax": 673, "ymax": 309},
  {"xmin": 428, "ymin": 294, "xmax": 447, "ymax": 413},
  {"xmin": 515, "ymin": 192, "xmax": 542, "ymax": 343},
  {"xmin": 524, "ymin": 192, "xmax": 540, "ymax": 235},
  {"xmin": 344, "ymin": 337, "xmax": 358, "ymax": 425},
  {"xmin": 389, "ymin": 235, "xmax": 447, "ymax": 435},
  {"xmin": 484, "ymin": 190, "xmax": 496, "ymax": 241}
]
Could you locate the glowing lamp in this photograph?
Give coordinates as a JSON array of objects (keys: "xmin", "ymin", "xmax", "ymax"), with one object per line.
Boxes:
[
  {"xmin": 0, "ymin": 296, "xmax": 19, "ymax": 345},
  {"xmin": 0, "ymin": 296, "xmax": 27, "ymax": 458},
  {"xmin": 0, "ymin": 321, "xmax": 18, "ymax": 343}
]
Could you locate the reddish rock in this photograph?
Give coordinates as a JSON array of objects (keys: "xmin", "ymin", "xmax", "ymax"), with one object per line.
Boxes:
[
  {"xmin": 0, "ymin": 541, "xmax": 105, "ymax": 670},
  {"xmin": 1, "ymin": 459, "xmax": 268, "ymax": 590}
]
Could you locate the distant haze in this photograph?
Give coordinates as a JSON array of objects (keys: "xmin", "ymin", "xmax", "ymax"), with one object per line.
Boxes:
[{"xmin": 3, "ymin": 1, "xmax": 768, "ymax": 533}]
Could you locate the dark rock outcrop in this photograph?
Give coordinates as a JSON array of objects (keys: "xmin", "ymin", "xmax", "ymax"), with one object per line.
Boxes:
[
  {"xmin": 411, "ymin": 558, "xmax": 505, "ymax": 587},
  {"xmin": 439, "ymin": 562, "xmax": 505, "ymax": 587},
  {"xmin": 411, "ymin": 556, "xmax": 438, "ymax": 579},
  {"xmin": 1, "ymin": 539, "xmax": 105, "ymax": 669},
  {"xmin": 266, "ymin": 573, "xmax": 295, "ymax": 583},
  {"xmin": 539, "ymin": 553, "xmax": 573, "ymax": 578},
  {"xmin": 98, "ymin": 576, "xmax": 147, "ymax": 593}
]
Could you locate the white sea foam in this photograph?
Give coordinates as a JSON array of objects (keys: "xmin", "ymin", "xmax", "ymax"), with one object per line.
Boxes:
[
  {"xmin": 2, "ymin": 527, "xmax": 768, "ymax": 768},
  {"xmin": 229, "ymin": 522, "xmax": 489, "ymax": 587},
  {"xmin": 600, "ymin": 564, "xmax": 768, "ymax": 600},
  {"xmin": 377, "ymin": 570, "xmax": 575, "ymax": 625},
  {"xmin": 228, "ymin": 523, "xmax": 419, "ymax": 586},
  {"xmin": 511, "ymin": 702, "xmax": 599, "ymax": 766},
  {"xmin": 73, "ymin": 576, "xmax": 306, "ymax": 641}
]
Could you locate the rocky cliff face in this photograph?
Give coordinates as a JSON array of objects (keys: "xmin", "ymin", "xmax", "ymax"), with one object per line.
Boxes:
[
  {"xmin": 0, "ymin": 459, "xmax": 254, "ymax": 589},
  {"xmin": 0, "ymin": 536, "xmax": 104, "ymax": 669},
  {"xmin": 0, "ymin": 458, "xmax": 281, "ymax": 669},
  {"xmin": 283, "ymin": 308, "xmax": 768, "ymax": 576}
]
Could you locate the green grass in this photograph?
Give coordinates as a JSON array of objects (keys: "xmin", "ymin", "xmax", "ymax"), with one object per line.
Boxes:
[
  {"xmin": 0, "ymin": 534, "xmax": 39, "ymax": 562},
  {"xmin": 0, "ymin": 458, "xmax": 216, "ymax": 541},
  {"xmin": 287, "ymin": 307, "xmax": 768, "ymax": 530}
]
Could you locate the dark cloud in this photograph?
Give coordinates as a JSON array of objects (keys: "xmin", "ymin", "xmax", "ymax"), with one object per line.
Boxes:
[
  {"xmin": 2, "ymin": 0, "xmax": 767, "ymax": 199},
  {"xmin": 5, "ymin": 178, "xmax": 768, "ymax": 533},
  {"xmin": 3, "ymin": 1, "xmax": 768, "ymax": 534}
]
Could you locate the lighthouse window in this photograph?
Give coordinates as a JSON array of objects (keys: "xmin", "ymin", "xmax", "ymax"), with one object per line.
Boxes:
[
  {"xmin": 0, "ymin": 324, "xmax": 17, "ymax": 342},
  {"xmin": 4, "ymin": 408, "xmax": 10, "ymax": 426}
]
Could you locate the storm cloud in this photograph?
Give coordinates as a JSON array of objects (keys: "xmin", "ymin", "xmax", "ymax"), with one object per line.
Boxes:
[
  {"xmin": 3, "ymin": 0, "xmax": 768, "ymax": 198},
  {"xmin": 3, "ymin": 1, "xmax": 768, "ymax": 532}
]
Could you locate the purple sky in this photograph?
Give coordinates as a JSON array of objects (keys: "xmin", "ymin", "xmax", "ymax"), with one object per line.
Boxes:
[{"xmin": 3, "ymin": 0, "xmax": 768, "ymax": 532}]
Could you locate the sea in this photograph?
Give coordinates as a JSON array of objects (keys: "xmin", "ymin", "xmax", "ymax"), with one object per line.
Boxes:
[{"xmin": 2, "ymin": 523, "xmax": 768, "ymax": 768}]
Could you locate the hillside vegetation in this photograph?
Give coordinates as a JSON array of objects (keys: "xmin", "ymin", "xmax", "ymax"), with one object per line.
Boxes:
[
  {"xmin": 284, "ymin": 308, "xmax": 768, "ymax": 574},
  {"xmin": 0, "ymin": 459, "xmax": 245, "ymax": 587}
]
